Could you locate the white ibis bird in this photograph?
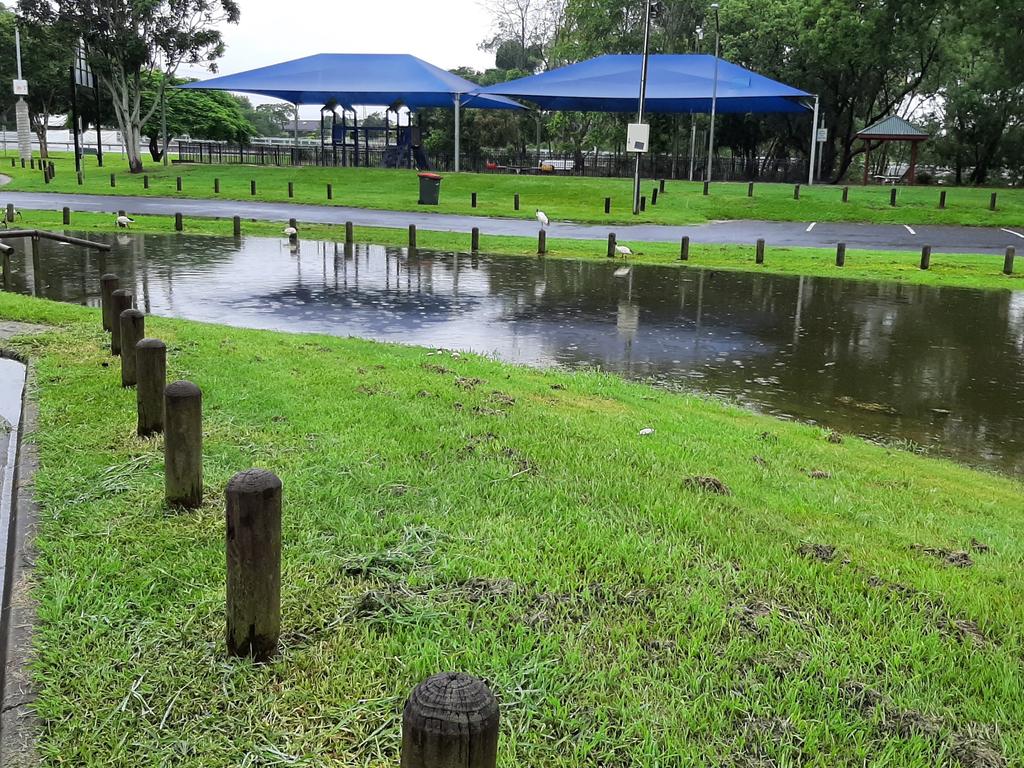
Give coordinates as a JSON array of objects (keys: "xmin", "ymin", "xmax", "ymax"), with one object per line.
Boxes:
[
  {"xmin": 615, "ymin": 244, "xmax": 632, "ymax": 257},
  {"xmin": 115, "ymin": 215, "xmax": 135, "ymax": 228},
  {"xmin": 283, "ymin": 226, "xmax": 298, "ymax": 238},
  {"xmin": 535, "ymin": 209, "xmax": 549, "ymax": 229}
]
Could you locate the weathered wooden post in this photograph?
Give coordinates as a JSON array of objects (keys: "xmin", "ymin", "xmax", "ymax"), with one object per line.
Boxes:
[
  {"xmin": 118, "ymin": 209, "xmax": 126, "ymax": 218},
  {"xmin": 990, "ymin": 192, "xmax": 997, "ymax": 211},
  {"xmin": 2, "ymin": 249, "xmax": 10, "ymax": 291},
  {"xmin": 174, "ymin": 212, "xmax": 183, "ymax": 232},
  {"xmin": 326, "ymin": 183, "xmax": 332, "ymax": 200},
  {"xmin": 890, "ymin": 187, "xmax": 898, "ymax": 207},
  {"xmin": 4, "ymin": 204, "xmax": 12, "ymax": 223},
  {"xmin": 607, "ymin": 232, "xmax": 616, "ymax": 258},
  {"xmin": 836, "ymin": 242, "xmax": 846, "ymax": 267},
  {"xmin": 471, "ymin": 192, "xmax": 477, "ymax": 208},
  {"xmin": 703, "ymin": 181, "xmax": 709, "ymax": 196},
  {"xmin": 748, "ymin": 182, "xmax": 754, "ymax": 197},
  {"xmin": 164, "ymin": 380, "xmax": 203, "ymax": 509},
  {"xmin": 143, "ymin": 174, "xmax": 149, "ymax": 189},
  {"xmin": 513, "ymin": 193, "xmax": 519, "ymax": 211},
  {"xmin": 100, "ymin": 274, "xmax": 119, "ymax": 332},
  {"xmin": 288, "ymin": 181, "xmax": 294, "ymax": 198},
  {"xmin": 401, "ymin": 672, "xmax": 499, "ymax": 768},
  {"xmin": 119, "ymin": 309, "xmax": 145, "ymax": 387},
  {"xmin": 345, "ymin": 221, "xmax": 354, "ymax": 244},
  {"xmin": 29, "ymin": 157, "xmax": 34, "ymax": 169},
  {"xmin": 250, "ymin": 179, "xmax": 257, "ymax": 196},
  {"xmin": 225, "ymin": 468, "xmax": 282, "ymax": 662},
  {"xmin": 680, "ymin": 235, "xmax": 690, "ymax": 261},
  {"xmin": 651, "ymin": 188, "xmax": 658, "ymax": 206},
  {"xmin": 176, "ymin": 176, "xmax": 182, "ymax": 192},
  {"xmin": 756, "ymin": 238, "xmax": 765, "ymax": 265},
  {"xmin": 920, "ymin": 245, "xmax": 931, "ymax": 270},
  {"xmin": 939, "ymin": 190, "xmax": 947, "ymax": 209},
  {"xmin": 408, "ymin": 224, "xmax": 417, "ymax": 250},
  {"xmin": 842, "ymin": 186, "xmax": 849, "ymax": 203},
  {"xmin": 288, "ymin": 217, "xmax": 297, "ymax": 231},
  {"xmin": 232, "ymin": 216, "xmax": 241, "ymax": 237},
  {"xmin": 136, "ymin": 338, "xmax": 166, "ymax": 437},
  {"xmin": 471, "ymin": 227, "xmax": 480, "ymax": 252},
  {"xmin": 62, "ymin": 207, "xmax": 70, "ymax": 225},
  {"xmin": 640, "ymin": 195, "xmax": 646, "ymax": 211},
  {"xmin": 659, "ymin": 178, "xmax": 666, "ymax": 193},
  {"xmin": 110, "ymin": 289, "xmax": 133, "ymax": 354},
  {"xmin": 76, "ymin": 171, "xmax": 83, "ymax": 185},
  {"xmin": 110, "ymin": 172, "xmax": 116, "ymax": 188},
  {"xmin": 604, "ymin": 197, "xmax": 611, "ymax": 214},
  {"xmin": 793, "ymin": 184, "xmax": 800, "ymax": 200},
  {"xmin": 1003, "ymin": 246, "xmax": 1015, "ymax": 276}
]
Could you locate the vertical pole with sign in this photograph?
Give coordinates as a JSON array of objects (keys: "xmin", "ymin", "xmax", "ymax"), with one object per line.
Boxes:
[
  {"xmin": 631, "ymin": 0, "xmax": 653, "ymax": 215},
  {"xmin": 69, "ymin": 65, "xmax": 81, "ymax": 174}
]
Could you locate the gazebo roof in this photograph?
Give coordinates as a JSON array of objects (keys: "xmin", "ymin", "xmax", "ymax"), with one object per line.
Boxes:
[{"xmin": 856, "ymin": 115, "xmax": 929, "ymax": 141}]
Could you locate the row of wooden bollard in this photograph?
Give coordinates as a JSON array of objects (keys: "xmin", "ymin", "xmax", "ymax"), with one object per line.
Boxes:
[{"xmin": 97, "ymin": 276, "xmax": 500, "ymax": 765}]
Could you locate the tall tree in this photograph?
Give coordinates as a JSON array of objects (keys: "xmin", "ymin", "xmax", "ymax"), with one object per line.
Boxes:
[{"xmin": 19, "ymin": 0, "xmax": 239, "ymax": 172}]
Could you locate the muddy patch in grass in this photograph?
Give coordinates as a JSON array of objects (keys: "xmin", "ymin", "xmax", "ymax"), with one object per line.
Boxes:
[
  {"xmin": 684, "ymin": 475, "xmax": 731, "ymax": 495},
  {"xmin": 911, "ymin": 545, "xmax": 974, "ymax": 568},
  {"xmin": 797, "ymin": 543, "xmax": 838, "ymax": 563},
  {"xmin": 731, "ymin": 598, "xmax": 805, "ymax": 637}
]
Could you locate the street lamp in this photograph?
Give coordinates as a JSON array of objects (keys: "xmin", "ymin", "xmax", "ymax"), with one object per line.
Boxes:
[
  {"xmin": 631, "ymin": 0, "xmax": 654, "ymax": 216},
  {"xmin": 688, "ymin": 26, "xmax": 703, "ymax": 180},
  {"xmin": 704, "ymin": 2, "xmax": 720, "ymax": 185}
]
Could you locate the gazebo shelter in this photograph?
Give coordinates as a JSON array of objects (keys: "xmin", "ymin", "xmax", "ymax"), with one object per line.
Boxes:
[{"xmin": 856, "ymin": 115, "xmax": 929, "ymax": 185}]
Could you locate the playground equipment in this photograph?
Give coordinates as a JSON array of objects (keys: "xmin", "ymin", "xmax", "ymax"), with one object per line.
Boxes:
[{"xmin": 319, "ymin": 105, "xmax": 429, "ymax": 170}]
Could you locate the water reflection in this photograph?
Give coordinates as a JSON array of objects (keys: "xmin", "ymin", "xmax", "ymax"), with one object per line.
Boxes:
[{"xmin": 5, "ymin": 231, "xmax": 1024, "ymax": 475}]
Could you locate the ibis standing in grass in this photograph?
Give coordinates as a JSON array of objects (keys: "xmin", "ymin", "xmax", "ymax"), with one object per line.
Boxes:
[{"xmin": 115, "ymin": 215, "xmax": 135, "ymax": 228}]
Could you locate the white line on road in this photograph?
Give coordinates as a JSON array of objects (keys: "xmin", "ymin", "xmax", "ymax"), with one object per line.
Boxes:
[
  {"xmin": 806, "ymin": 222, "xmax": 816, "ymax": 232},
  {"xmin": 904, "ymin": 225, "xmax": 916, "ymax": 235},
  {"xmin": 1001, "ymin": 228, "xmax": 1024, "ymax": 239}
]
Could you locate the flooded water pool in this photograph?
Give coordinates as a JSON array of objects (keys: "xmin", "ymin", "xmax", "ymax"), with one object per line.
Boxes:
[{"xmin": 6, "ymin": 231, "xmax": 1024, "ymax": 475}]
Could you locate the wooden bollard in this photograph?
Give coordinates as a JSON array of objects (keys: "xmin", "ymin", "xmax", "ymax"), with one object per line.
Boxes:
[
  {"xmin": 143, "ymin": 174, "xmax": 149, "ymax": 189},
  {"xmin": 29, "ymin": 158, "xmax": 34, "ymax": 169},
  {"xmin": 118, "ymin": 209, "xmax": 126, "ymax": 218},
  {"xmin": 288, "ymin": 217, "xmax": 297, "ymax": 230},
  {"xmin": 76, "ymin": 171, "xmax": 83, "ymax": 185},
  {"xmin": 651, "ymin": 188, "xmax": 658, "ymax": 206},
  {"xmin": 538, "ymin": 229, "xmax": 546, "ymax": 254},
  {"xmin": 119, "ymin": 309, "xmax": 145, "ymax": 387},
  {"xmin": 756, "ymin": 238, "xmax": 765, "ymax": 265},
  {"xmin": 939, "ymin": 190, "xmax": 947, "ymax": 209},
  {"xmin": 659, "ymin": 178, "xmax": 666, "ymax": 193},
  {"xmin": 703, "ymin": 181, "xmax": 709, "ymax": 196},
  {"xmin": 1003, "ymin": 246, "xmax": 1015, "ymax": 276},
  {"xmin": 176, "ymin": 176, "xmax": 182, "ymax": 192},
  {"xmin": 288, "ymin": 181, "xmax": 294, "ymax": 198},
  {"xmin": 842, "ymin": 186, "xmax": 849, "ymax": 203},
  {"xmin": 214, "ymin": 177, "xmax": 220, "ymax": 194},
  {"xmin": 401, "ymin": 672, "xmax": 499, "ymax": 768},
  {"xmin": 748, "ymin": 181, "xmax": 754, "ymax": 197},
  {"xmin": 62, "ymin": 206, "xmax": 70, "ymax": 226},
  {"xmin": 793, "ymin": 184, "xmax": 800, "ymax": 200},
  {"xmin": 607, "ymin": 232, "xmax": 616, "ymax": 258},
  {"xmin": 225, "ymin": 468, "xmax": 282, "ymax": 662},
  {"xmin": 513, "ymin": 193, "xmax": 519, "ymax": 211},
  {"xmin": 640, "ymin": 195, "xmax": 646, "ymax": 212},
  {"xmin": 100, "ymin": 273, "xmax": 119, "ymax": 332},
  {"xmin": 110, "ymin": 172, "xmax": 116, "ymax": 188},
  {"xmin": 890, "ymin": 187, "xmax": 898, "ymax": 207},
  {"xmin": 408, "ymin": 224, "xmax": 417, "ymax": 249},
  {"xmin": 990, "ymin": 192, "xmax": 997, "ymax": 211},
  {"xmin": 604, "ymin": 197, "xmax": 611, "ymax": 214},
  {"xmin": 174, "ymin": 212, "xmax": 183, "ymax": 232},
  {"xmin": 836, "ymin": 242, "xmax": 846, "ymax": 267},
  {"xmin": 136, "ymin": 338, "xmax": 166, "ymax": 436},
  {"xmin": 109, "ymin": 289, "xmax": 133, "ymax": 355},
  {"xmin": 326, "ymin": 183, "xmax": 332, "ymax": 200},
  {"xmin": 5, "ymin": 204, "xmax": 12, "ymax": 223},
  {"xmin": 471, "ymin": 192, "xmax": 477, "ymax": 208},
  {"xmin": 232, "ymin": 215, "xmax": 241, "ymax": 237},
  {"xmin": 2, "ymin": 250, "xmax": 10, "ymax": 291},
  {"xmin": 20, "ymin": 158, "xmax": 25, "ymax": 168},
  {"xmin": 471, "ymin": 227, "xmax": 480, "ymax": 252},
  {"xmin": 164, "ymin": 380, "xmax": 203, "ymax": 509},
  {"xmin": 345, "ymin": 221, "xmax": 354, "ymax": 244},
  {"xmin": 680, "ymin": 235, "xmax": 690, "ymax": 261},
  {"xmin": 250, "ymin": 179, "xmax": 257, "ymax": 196},
  {"xmin": 920, "ymin": 245, "xmax": 931, "ymax": 270}
]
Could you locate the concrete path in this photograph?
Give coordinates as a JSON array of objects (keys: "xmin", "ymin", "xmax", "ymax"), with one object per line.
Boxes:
[{"xmin": 3, "ymin": 190, "xmax": 1022, "ymax": 254}]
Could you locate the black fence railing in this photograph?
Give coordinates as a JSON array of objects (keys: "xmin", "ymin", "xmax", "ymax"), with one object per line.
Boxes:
[{"xmin": 176, "ymin": 140, "xmax": 810, "ymax": 183}]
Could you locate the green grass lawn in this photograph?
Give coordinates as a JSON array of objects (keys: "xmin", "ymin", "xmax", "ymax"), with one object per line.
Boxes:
[
  {"xmin": 4, "ymin": 151, "xmax": 1023, "ymax": 228},
  {"xmin": 2, "ymin": 292, "xmax": 1021, "ymax": 766},
  {"xmin": 6, "ymin": 207, "xmax": 1023, "ymax": 293}
]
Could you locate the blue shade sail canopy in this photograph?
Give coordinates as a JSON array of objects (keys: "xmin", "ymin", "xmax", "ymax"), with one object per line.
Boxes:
[
  {"xmin": 181, "ymin": 53, "xmax": 523, "ymax": 111},
  {"xmin": 478, "ymin": 54, "xmax": 810, "ymax": 114}
]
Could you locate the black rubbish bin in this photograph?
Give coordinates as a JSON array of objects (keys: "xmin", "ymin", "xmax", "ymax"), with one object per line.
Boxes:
[{"xmin": 417, "ymin": 172, "xmax": 443, "ymax": 205}]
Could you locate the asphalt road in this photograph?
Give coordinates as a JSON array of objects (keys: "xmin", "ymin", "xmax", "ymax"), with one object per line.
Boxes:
[{"xmin": 3, "ymin": 190, "xmax": 1022, "ymax": 254}]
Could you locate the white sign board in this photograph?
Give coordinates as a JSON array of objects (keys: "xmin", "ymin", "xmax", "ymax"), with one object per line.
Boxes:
[
  {"xmin": 12, "ymin": 79, "xmax": 27, "ymax": 96},
  {"xmin": 626, "ymin": 122, "xmax": 650, "ymax": 153},
  {"xmin": 816, "ymin": 127, "xmax": 828, "ymax": 142}
]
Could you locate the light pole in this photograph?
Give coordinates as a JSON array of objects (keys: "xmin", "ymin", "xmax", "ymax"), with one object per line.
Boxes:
[
  {"xmin": 704, "ymin": 3, "xmax": 720, "ymax": 185},
  {"xmin": 631, "ymin": 0, "xmax": 654, "ymax": 216},
  {"xmin": 688, "ymin": 26, "xmax": 702, "ymax": 181}
]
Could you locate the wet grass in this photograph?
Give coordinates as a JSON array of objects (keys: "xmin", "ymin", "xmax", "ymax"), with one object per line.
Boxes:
[
  {"xmin": 5, "ymin": 207, "xmax": 1023, "ymax": 293},
  {"xmin": 2, "ymin": 292, "xmax": 1021, "ymax": 766},
  {"xmin": 4, "ymin": 152, "xmax": 1024, "ymax": 227}
]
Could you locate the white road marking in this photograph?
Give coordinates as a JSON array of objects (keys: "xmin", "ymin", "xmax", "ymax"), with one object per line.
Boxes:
[
  {"xmin": 904, "ymin": 225, "xmax": 916, "ymax": 235},
  {"xmin": 1001, "ymin": 228, "xmax": 1024, "ymax": 239},
  {"xmin": 805, "ymin": 222, "xmax": 816, "ymax": 232}
]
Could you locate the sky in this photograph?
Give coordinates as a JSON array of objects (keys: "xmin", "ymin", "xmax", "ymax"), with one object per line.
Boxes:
[{"xmin": 180, "ymin": 0, "xmax": 498, "ymax": 118}]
